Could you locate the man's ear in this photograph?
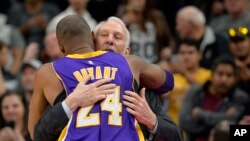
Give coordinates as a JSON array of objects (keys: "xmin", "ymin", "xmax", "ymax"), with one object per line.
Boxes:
[
  {"xmin": 58, "ymin": 40, "xmax": 65, "ymax": 53},
  {"xmin": 92, "ymin": 32, "xmax": 97, "ymax": 51},
  {"xmin": 124, "ymin": 47, "xmax": 131, "ymax": 56}
]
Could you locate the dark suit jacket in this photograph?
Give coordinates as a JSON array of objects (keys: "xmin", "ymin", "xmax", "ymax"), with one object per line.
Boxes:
[{"xmin": 34, "ymin": 90, "xmax": 183, "ymax": 141}]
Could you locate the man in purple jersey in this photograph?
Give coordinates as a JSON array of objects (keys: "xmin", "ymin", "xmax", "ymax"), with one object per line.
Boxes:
[{"xmin": 29, "ymin": 15, "xmax": 174, "ymax": 140}]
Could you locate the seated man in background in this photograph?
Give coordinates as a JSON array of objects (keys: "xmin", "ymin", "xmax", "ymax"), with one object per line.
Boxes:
[
  {"xmin": 180, "ymin": 55, "xmax": 249, "ymax": 141},
  {"xmin": 168, "ymin": 39, "xmax": 211, "ymax": 124},
  {"xmin": 228, "ymin": 26, "xmax": 250, "ymax": 124}
]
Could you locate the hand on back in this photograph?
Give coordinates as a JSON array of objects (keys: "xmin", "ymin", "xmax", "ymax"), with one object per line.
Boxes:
[{"xmin": 65, "ymin": 75, "xmax": 116, "ymax": 112}]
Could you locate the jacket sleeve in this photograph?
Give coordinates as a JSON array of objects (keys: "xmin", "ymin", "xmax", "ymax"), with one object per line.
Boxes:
[
  {"xmin": 34, "ymin": 103, "xmax": 69, "ymax": 141},
  {"xmin": 34, "ymin": 90, "xmax": 69, "ymax": 141},
  {"xmin": 179, "ymin": 85, "xmax": 206, "ymax": 134},
  {"xmin": 145, "ymin": 90, "xmax": 183, "ymax": 141},
  {"xmin": 156, "ymin": 113, "xmax": 183, "ymax": 141},
  {"xmin": 195, "ymin": 89, "xmax": 249, "ymax": 126}
]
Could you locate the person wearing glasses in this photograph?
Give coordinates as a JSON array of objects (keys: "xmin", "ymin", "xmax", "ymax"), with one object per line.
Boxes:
[{"xmin": 228, "ymin": 26, "xmax": 250, "ymax": 124}]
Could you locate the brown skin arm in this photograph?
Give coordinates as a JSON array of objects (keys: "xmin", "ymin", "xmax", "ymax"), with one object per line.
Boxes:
[
  {"xmin": 127, "ymin": 55, "xmax": 166, "ymax": 89},
  {"xmin": 43, "ymin": 64, "xmax": 64, "ymax": 105},
  {"xmin": 28, "ymin": 63, "xmax": 63, "ymax": 139}
]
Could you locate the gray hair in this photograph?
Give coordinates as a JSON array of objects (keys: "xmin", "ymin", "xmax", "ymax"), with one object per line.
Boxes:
[
  {"xmin": 94, "ymin": 16, "xmax": 130, "ymax": 48},
  {"xmin": 178, "ymin": 6, "xmax": 206, "ymax": 26}
]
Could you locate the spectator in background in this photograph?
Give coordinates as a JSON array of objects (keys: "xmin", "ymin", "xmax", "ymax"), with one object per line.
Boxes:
[
  {"xmin": 19, "ymin": 59, "xmax": 42, "ymax": 104},
  {"xmin": 228, "ymin": 26, "xmax": 250, "ymax": 95},
  {"xmin": 46, "ymin": 0, "xmax": 97, "ymax": 32},
  {"xmin": 179, "ymin": 55, "xmax": 249, "ymax": 141},
  {"xmin": 43, "ymin": 32, "xmax": 64, "ymax": 62},
  {"xmin": 168, "ymin": 40, "xmax": 211, "ymax": 124},
  {"xmin": 228, "ymin": 26, "xmax": 250, "ymax": 124},
  {"xmin": 210, "ymin": 0, "xmax": 226, "ymax": 20},
  {"xmin": 7, "ymin": 0, "xmax": 59, "ymax": 47},
  {"xmin": 156, "ymin": 47, "xmax": 173, "ymax": 71},
  {"xmin": 0, "ymin": 13, "xmax": 25, "ymax": 76},
  {"xmin": 191, "ymin": 0, "xmax": 225, "ymax": 23},
  {"xmin": 0, "ymin": 91, "xmax": 31, "ymax": 141},
  {"xmin": 118, "ymin": 0, "xmax": 174, "ymax": 63},
  {"xmin": 176, "ymin": 6, "xmax": 229, "ymax": 69},
  {"xmin": 210, "ymin": 0, "xmax": 250, "ymax": 40}
]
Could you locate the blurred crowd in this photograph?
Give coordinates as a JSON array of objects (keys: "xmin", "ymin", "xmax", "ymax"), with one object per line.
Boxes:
[{"xmin": 0, "ymin": 0, "xmax": 250, "ymax": 141}]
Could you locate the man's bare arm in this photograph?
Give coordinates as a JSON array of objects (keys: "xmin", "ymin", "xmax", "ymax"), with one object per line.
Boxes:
[
  {"xmin": 34, "ymin": 76, "xmax": 116, "ymax": 141},
  {"xmin": 127, "ymin": 55, "xmax": 174, "ymax": 92},
  {"xmin": 28, "ymin": 64, "xmax": 49, "ymax": 140},
  {"xmin": 29, "ymin": 63, "xmax": 64, "ymax": 139}
]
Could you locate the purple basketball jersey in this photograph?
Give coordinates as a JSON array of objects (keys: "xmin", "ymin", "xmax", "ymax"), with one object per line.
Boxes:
[{"xmin": 53, "ymin": 51, "xmax": 144, "ymax": 141}]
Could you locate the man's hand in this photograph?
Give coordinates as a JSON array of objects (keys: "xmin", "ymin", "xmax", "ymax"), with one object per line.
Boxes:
[
  {"xmin": 123, "ymin": 88, "xmax": 157, "ymax": 131},
  {"xmin": 65, "ymin": 76, "xmax": 116, "ymax": 112}
]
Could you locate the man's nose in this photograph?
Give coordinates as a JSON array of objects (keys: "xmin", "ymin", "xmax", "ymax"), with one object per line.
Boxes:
[
  {"xmin": 105, "ymin": 35, "xmax": 114, "ymax": 45},
  {"xmin": 221, "ymin": 74, "xmax": 229, "ymax": 82}
]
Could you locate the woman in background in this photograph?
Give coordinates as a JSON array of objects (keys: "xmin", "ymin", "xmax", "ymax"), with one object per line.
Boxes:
[{"xmin": 0, "ymin": 91, "xmax": 31, "ymax": 141}]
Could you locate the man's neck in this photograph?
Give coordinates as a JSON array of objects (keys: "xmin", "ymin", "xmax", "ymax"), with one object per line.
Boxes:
[
  {"xmin": 67, "ymin": 46, "xmax": 94, "ymax": 55},
  {"xmin": 208, "ymin": 85, "xmax": 216, "ymax": 96},
  {"xmin": 73, "ymin": 8, "xmax": 85, "ymax": 16},
  {"xmin": 187, "ymin": 65, "xmax": 199, "ymax": 73}
]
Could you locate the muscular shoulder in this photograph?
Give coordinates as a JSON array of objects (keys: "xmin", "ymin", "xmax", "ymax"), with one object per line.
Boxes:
[
  {"xmin": 126, "ymin": 55, "xmax": 147, "ymax": 70},
  {"xmin": 35, "ymin": 63, "xmax": 55, "ymax": 82},
  {"xmin": 36, "ymin": 63, "xmax": 53, "ymax": 75},
  {"xmin": 36, "ymin": 62, "xmax": 63, "ymax": 105},
  {"xmin": 125, "ymin": 55, "xmax": 147, "ymax": 83}
]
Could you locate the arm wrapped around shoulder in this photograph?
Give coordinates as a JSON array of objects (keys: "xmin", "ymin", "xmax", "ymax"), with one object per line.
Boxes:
[{"xmin": 154, "ymin": 71, "xmax": 174, "ymax": 94}]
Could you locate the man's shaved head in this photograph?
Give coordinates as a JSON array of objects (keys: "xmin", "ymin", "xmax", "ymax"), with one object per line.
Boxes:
[
  {"xmin": 56, "ymin": 15, "xmax": 92, "ymax": 44},
  {"xmin": 56, "ymin": 15, "xmax": 94, "ymax": 53}
]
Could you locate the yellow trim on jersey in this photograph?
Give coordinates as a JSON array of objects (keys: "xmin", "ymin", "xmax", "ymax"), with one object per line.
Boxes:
[
  {"xmin": 58, "ymin": 126, "xmax": 67, "ymax": 141},
  {"xmin": 51, "ymin": 63, "xmax": 69, "ymax": 96},
  {"xmin": 66, "ymin": 50, "xmax": 107, "ymax": 59},
  {"xmin": 58, "ymin": 116, "xmax": 73, "ymax": 141},
  {"xmin": 135, "ymin": 120, "xmax": 145, "ymax": 141}
]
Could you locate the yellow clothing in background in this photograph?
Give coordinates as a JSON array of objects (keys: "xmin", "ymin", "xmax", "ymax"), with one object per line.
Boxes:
[{"xmin": 168, "ymin": 68, "xmax": 211, "ymax": 124}]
